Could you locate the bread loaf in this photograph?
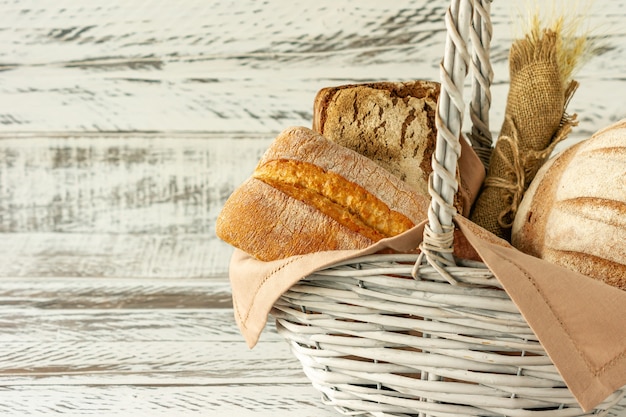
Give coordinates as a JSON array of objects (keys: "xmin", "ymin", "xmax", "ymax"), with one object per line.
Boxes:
[
  {"xmin": 216, "ymin": 126, "xmax": 430, "ymax": 261},
  {"xmin": 512, "ymin": 119, "xmax": 626, "ymax": 290},
  {"xmin": 313, "ymin": 81, "xmax": 485, "ymax": 217}
]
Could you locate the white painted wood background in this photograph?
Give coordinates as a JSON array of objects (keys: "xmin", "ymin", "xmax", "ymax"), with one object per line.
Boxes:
[{"xmin": 0, "ymin": 0, "xmax": 624, "ymax": 415}]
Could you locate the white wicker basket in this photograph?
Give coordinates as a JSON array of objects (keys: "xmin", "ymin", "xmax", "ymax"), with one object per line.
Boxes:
[{"xmin": 271, "ymin": 1, "xmax": 626, "ymax": 416}]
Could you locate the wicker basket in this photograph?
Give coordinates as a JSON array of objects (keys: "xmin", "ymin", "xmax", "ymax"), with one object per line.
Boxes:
[{"xmin": 270, "ymin": 1, "xmax": 626, "ymax": 416}]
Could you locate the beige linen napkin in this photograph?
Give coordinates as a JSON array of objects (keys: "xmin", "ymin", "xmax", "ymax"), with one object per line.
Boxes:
[{"xmin": 229, "ymin": 215, "xmax": 626, "ymax": 411}]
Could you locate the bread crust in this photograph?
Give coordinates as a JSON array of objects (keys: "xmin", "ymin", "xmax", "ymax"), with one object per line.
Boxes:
[
  {"xmin": 257, "ymin": 126, "xmax": 430, "ymax": 224},
  {"xmin": 313, "ymin": 81, "xmax": 440, "ymax": 199},
  {"xmin": 312, "ymin": 80, "xmax": 483, "ymax": 217},
  {"xmin": 216, "ymin": 177, "xmax": 375, "ymax": 262},
  {"xmin": 512, "ymin": 120, "xmax": 626, "ymax": 289},
  {"xmin": 511, "ymin": 143, "xmax": 580, "ymax": 256},
  {"xmin": 255, "ymin": 160, "xmax": 415, "ymax": 240},
  {"xmin": 216, "ymin": 126, "xmax": 430, "ymax": 261}
]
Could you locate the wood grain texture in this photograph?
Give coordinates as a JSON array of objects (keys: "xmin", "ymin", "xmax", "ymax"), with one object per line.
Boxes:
[
  {"xmin": 0, "ymin": 277, "xmax": 232, "ymax": 310},
  {"xmin": 0, "ymin": 0, "xmax": 624, "ymax": 134},
  {"xmin": 0, "ymin": 385, "xmax": 337, "ymax": 417},
  {"xmin": 0, "ymin": 133, "xmax": 267, "ymax": 234},
  {"xmin": 0, "ymin": 0, "xmax": 625, "ymax": 415},
  {"xmin": 0, "ymin": 233, "xmax": 230, "ymax": 278},
  {"xmin": 0, "ymin": 274, "xmax": 331, "ymax": 415},
  {"xmin": 0, "ymin": 340, "xmax": 304, "ymax": 383}
]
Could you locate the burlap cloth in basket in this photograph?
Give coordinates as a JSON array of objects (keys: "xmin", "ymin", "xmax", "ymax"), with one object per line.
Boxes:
[{"xmin": 229, "ymin": 215, "xmax": 626, "ymax": 411}]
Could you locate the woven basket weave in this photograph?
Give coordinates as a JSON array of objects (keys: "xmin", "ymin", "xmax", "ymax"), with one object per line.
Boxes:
[{"xmin": 271, "ymin": 1, "xmax": 626, "ymax": 416}]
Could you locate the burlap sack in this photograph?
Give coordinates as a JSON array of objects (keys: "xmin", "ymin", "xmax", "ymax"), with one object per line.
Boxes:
[{"xmin": 471, "ymin": 29, "xmax": 578, "ymax": 240}]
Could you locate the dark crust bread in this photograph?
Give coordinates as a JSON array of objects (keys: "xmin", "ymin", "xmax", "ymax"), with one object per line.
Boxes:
[
  {"xmin": 313, "ymin": 81, "xmax": 441, "ymax": 135},
  {"xmin": 312, "ymin": 80, "xmax": 483, "ymax": 217},
  {"xmin": 313, "ymin": 81, "xmax": 440, "ymax": 191}
]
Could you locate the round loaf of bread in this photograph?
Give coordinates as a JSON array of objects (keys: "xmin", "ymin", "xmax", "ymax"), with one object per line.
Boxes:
[{"xmin": 511, "ymin": 119, "xmax": 626, "ymax": 290}]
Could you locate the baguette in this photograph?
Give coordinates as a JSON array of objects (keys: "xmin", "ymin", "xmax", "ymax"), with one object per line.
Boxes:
[{"xmin": 216, "ymin": 126, "xmax": 430, "ymax": 261}]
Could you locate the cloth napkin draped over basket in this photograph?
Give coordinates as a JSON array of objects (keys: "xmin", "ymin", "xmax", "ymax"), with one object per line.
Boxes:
[{"xmin": 227, "ymin": 1, "xmax": 626, "ymax": 415}]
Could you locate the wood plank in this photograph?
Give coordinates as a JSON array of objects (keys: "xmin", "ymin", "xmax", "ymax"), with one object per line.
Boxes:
[
  {"xmin": 0, "ymin": 307, "xmax": 256, "ymax": 342},
  {"xmin": 0, "ymin": 275, "xmax": 264, "ymax": 343},
  {"xmin": 0, "ymin": 63, "xmax": 319, "ymax": 132},
  {"xmin": 1, "ymin": 0, "xmax": 621, "ymax": 69},
  {"xmin": 0, "ymin": 276, "xmax": 232, "ymax": 310},
  {"xmin": 0, "ymin": 133, "xmax": 270, "ymax": 278},
  {"xmin": 0, "ymin": 385, "xmax": 337, "ymax": 417},
  {"xmin": 0, "ymin": 1, "xmax": 623, "ymax": 134},
  {"xmin": 0, "ymin": 339, "xmax": 303, "ymax": 383},
  {"xmin": 0, "ymin": 133, "xmax": 268, "ymax": 234},
  {"xmin": 1, "ymin": 60, "xmax": 623, "ymax": 136},
  {"xmin": 0, "ymin": 133, "xmax": 261, "ymax": 276},
  {"xmin": 0, "ymin": 1, "xmax": 454, "ymax": 65},
  {"xmin": 0, "ymin": 233, "xmax": 233, "ymax": 278}
]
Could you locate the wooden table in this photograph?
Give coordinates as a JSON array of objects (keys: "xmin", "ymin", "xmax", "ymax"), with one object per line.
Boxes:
[{"xmin": 0, "ymin": 1, "xmax": 624, "ymax": 415}]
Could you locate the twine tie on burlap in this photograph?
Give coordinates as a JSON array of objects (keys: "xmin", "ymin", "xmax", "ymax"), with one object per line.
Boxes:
[
  {"xmin": 470, "ymin": 24, "xmax": 586, "ymax": 240},
  {"xmin": 483, "ymin": 110, "xmax": 577, "ymax": 229}
]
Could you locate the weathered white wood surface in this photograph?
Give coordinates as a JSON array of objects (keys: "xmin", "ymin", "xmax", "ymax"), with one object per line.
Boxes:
[{"xmin": 0, "ymin": 0, "xmax": 625, "ymax": 415}]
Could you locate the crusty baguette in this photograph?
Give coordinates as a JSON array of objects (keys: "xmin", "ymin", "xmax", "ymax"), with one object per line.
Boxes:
[
  {"xmin": 216, "ymin": 126, "xmax": 430, "ymax": 261},
  {"xmin": 312, "ymin": 81, "xmax": 484, "ymax": 217},
  {"xmin": 216, "ymin": 177, "xmax": 375, "ymax": 262},
  {"xmin": 512, "ymin": 119, "xmax": 626, "ymax": 290}
]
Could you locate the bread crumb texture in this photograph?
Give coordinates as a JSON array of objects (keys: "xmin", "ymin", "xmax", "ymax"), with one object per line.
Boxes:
[{"xmin": 316, "ymin": 82, "xmax": 439, "ymax": 197}]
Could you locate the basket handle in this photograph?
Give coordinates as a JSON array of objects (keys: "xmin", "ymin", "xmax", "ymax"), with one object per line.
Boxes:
[
  {"xmin": 469, "ymin": 0, "xmax": 495, "ymax": 168},
  {"xmin": 420, "ymin": 0, "xmax": 493, "ymax": 278}
]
